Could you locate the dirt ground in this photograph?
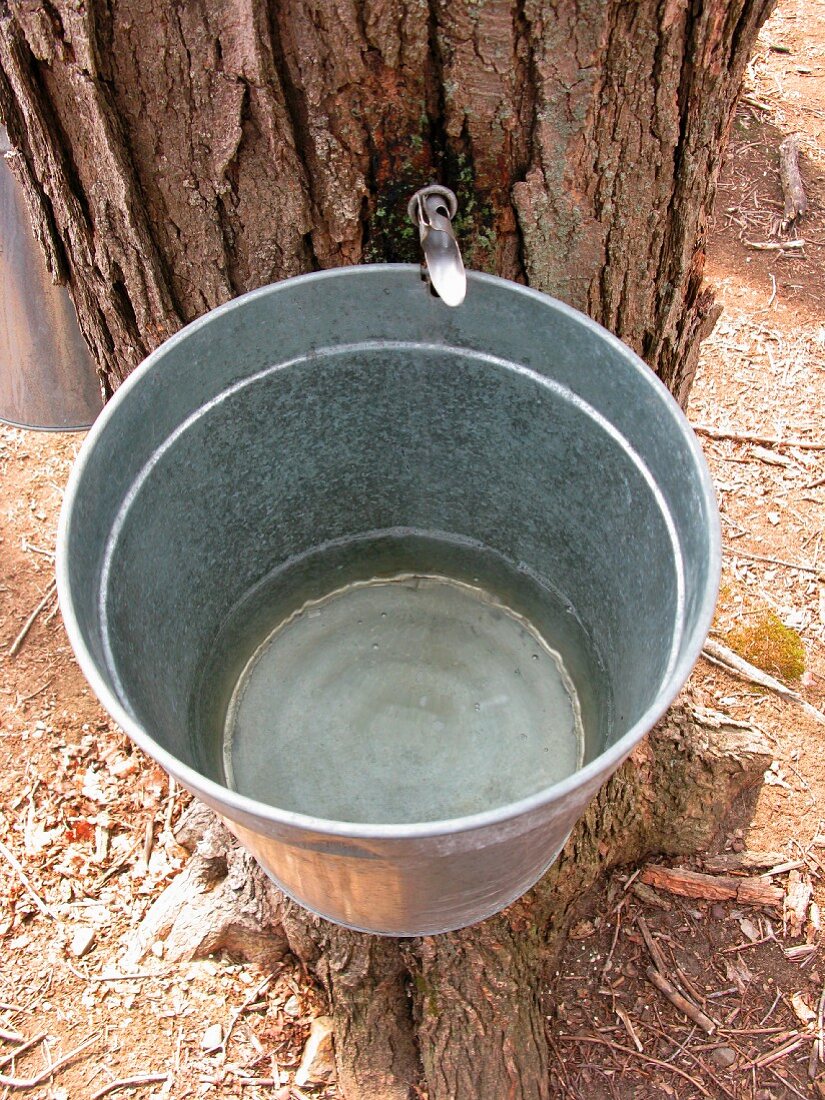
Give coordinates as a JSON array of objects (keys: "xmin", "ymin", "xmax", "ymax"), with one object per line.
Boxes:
[{"xmin": 1, "ymin": 2, "xmax": 824, "ymax": 1098}]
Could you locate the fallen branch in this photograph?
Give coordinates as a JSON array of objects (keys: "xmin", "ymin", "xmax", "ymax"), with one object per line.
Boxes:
[
  {"xmin": 90, "ymin": 1073, "xmax": 170, "ymax": 1099},
  {"xmin": 692, "ymin": 425, "xmax": 825, "ymax": 451},
  {"xmin": 646, "ymin": 966, "xmax": 716, "ymax": 1034},
  {"xmin": 7, "ymin": 580, "xmax": 57, "ymax": 657},
  {"xmin": 0, "ymin": 1032, "xmax": 98, "ymax": 1089},
  {"xmin": 744, "ymin": 238, "xmax": 805, "ymax": 251},
  {"xmin": 702, "ymin": 638, "xmax": 825, "ymax": 726},
  {"xmin": 780, "ymin": 134, "xmax": 808, "ymax": 230},
  {"xmin": 703, "ymin": 851, "xmax": 785, "ymax": 873},
  {"xmin": 640, "ymin": 865, "xmax": 783, "ymax": 908}
]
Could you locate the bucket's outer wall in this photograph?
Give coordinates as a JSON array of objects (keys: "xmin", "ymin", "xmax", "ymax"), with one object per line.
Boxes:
[
  {"xmin": 0, "ymin": 127, "xmax": 102, "ymax": 430},
  {"xmin": 57, "ymin": 267, "xmax": 720, "ymax": 935}
]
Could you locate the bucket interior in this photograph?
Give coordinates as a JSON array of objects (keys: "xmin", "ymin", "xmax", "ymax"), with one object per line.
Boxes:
[{"xmin": 62, "ymin": 268, "xmax": 716, "ymax": 827}]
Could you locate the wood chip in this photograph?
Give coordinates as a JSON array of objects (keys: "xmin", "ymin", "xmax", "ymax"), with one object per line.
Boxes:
[
  {"xmin": 791, "ymin": 992, "xmax": 817, "ymax": 1026},
  {"xmin": 785, "ymin": 871, "xmax": 813, "ymax": 936},
  {"xmin": 200, "ymin": 1023, "xmax": 223, "ymax": 1052},
  {"xmin": 70, "ymin": 925, "xmax": 96, "ymax": 958},
  {"xmin": 630, "ymin": 881, "xmax": 672, "ymax": 909}
]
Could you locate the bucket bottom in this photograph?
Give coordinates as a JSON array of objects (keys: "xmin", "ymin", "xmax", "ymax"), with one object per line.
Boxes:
[{"xmin": 193, "ymin": 528, "xmax": 609, "ymax": 827}]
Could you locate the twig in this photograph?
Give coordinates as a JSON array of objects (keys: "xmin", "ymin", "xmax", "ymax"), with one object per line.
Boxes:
[
  {"xmin": 615, "ymin": 1006, "xmax": 643, "ymax": 1052},
  {"xmin": 21, "ymin": 541, "xmax": 55, "ymax": 560},
  {"xmin": 767, "ymin": 1065, "xmax": 810, "ymax": 1100},
  {"xmin": 646, "ymin": 967, "xmax": 716, "ymax": 1034},
  {"xmin": 721, "ymin": 937, "xmax": 778, "ymax": 954},
  {"xmin": 0, "ymin": 839, "xmax": 58, "ymax": 920},
  {"xmin": 0, "ymin": 1033, "xmax": 47, "ymax": 1071},
  {"xmin": 600, "ymin": 902, "xmax": 624, "ymax": 979},
  {"xmin": 761, "ymin": 990, "xmax": 783, "ymax": 1029},
  {"xmin": 222, "ymin": 975, "xmax": 273, "ymax": 1051},
  {"xmin": 90, "ymin": 1073, "xmax": 170, "ymax": 1099},
  {"xmin": 779, "ymin": 134, "xmax": 808, "ymax": 229},
  {"xmin": 199, "ymin": 1077, "xmax": 284, "ymax": 1089},
  {"xmin": 765, "ymin": 272, "xmax": 778, "ymax": 310},
  {"xmin": 18, "ymin": 678, "xmax": 54, "ymax": 704},
  {"xmin": 546, "ymin": 1032, "xmax": 573, "ymax": 1092},
  {"xmin": 163, "ymin": 776, "xmax": 178, "ymax": 835},
  {"xmin": 7, "ymin": 581, "xmax": 57, "ymax": 657},
  {"xmin": 740, "ymin": 1033, "xmax": 812, "ymax": 1071},
  {"xmin": 702, "ymin": 638, "xmax": 825, "ymax": 726},
  {"xmin": 730, "ymin": 548, "xmax": 824, "ymax": 581},
  {"xmin": 0, "ymin": 1029, "xmax": 23, "ymax": 1043},
  {"xmin": 674, "ymin": 965, "xmax": 707, "ymax": 1009},
  {"xmin": 559, "ymin": 1035, "xmax": 713, "ymax": 1098},
  {"xmin": 742, "ymin": 94, "xmax": 773, "ymax": 112},
  {"xmin": 66, "ymin": 962, "xmax": 170, "ymax": 983},
  {"xmin": 636, "ymin": 915, "xmax": 668, "ymax": 975},
  {"xmin": 692, "ymin": 425, "xmax": 825, "ymax": 450},
  {"xmin": 0, "ymin": 1032, "xmax": 97, "ymax": 1089}
]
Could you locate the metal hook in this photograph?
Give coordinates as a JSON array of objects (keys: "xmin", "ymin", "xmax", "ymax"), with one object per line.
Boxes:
[{"xmin": 407, "ymin": 184, "xmax": 466, "ymax": 307}]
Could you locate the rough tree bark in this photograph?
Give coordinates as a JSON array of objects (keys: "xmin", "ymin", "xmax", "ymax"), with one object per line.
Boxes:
[{"xmin": 0, "ymin": 2, "xmax": 776, "ymax": 1097}]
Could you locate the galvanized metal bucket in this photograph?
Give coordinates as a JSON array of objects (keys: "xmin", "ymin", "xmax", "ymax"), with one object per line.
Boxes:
[
  {"xmin": 0, "ymin": 127, "xmax": 102, "ymax": 431},
  {"xmin": 57, "ymin": 266, "xmax": 720, "ymax": 935}
]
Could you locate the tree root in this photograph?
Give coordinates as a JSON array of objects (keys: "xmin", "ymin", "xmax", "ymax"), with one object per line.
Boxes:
[{"xmin": 124, "ymin": 699, "xmax": 771, "ymax": 1100}]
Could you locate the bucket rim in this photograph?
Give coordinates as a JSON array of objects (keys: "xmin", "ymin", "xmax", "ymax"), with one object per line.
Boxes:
[{"xmin": 56, "ymin": 264, "xmax": 721, "ymax": 842}]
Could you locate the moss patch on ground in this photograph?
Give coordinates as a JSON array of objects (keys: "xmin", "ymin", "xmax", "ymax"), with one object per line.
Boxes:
[{"xmin": 726, "ymin": 610, "xmax": 806, "ymax": 681}]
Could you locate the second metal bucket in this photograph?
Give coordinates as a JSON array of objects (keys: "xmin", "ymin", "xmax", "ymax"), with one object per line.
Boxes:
[{"xmin": 57, "ymin": 266, "xmax": 720, "ymax": 936}]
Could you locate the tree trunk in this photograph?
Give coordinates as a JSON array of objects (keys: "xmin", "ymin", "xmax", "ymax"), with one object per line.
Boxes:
[
  {"xmin": 0, "ymin": 2, "xmax": 776, "ymax": 1097},
  {"xmin": 0, "ymin": 0, "xmax": 772, "ymax": 401}
]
